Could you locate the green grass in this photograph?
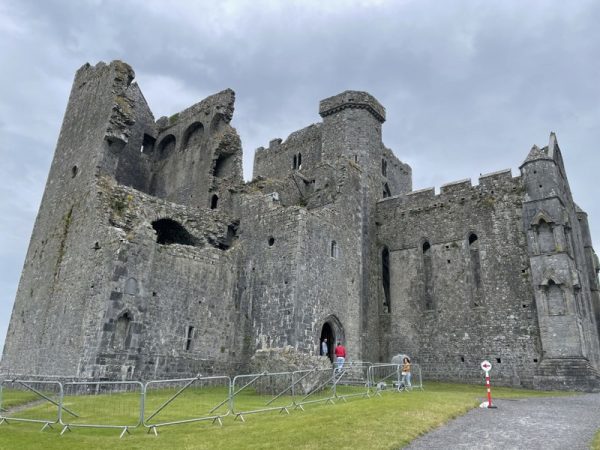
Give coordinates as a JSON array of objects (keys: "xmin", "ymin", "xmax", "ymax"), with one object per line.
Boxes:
[
  {"xmin": 0, "ymin": 382, "xmax": 577, "ymax": 449},
  {"xmin": 0, "ymin": 389, "xmax": 40, "ymax": 410},
  {"xmin": 592, "ymin": 430, "xmax": 600, "ymax": 450}
]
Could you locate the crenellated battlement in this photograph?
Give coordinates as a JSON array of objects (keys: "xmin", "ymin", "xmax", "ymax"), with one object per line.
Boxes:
[{"xmin": 378, "ymin": 168, "xmax": 521, "ymax": 213}]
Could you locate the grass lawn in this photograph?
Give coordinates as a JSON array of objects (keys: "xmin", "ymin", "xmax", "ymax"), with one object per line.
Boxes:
[
  {"xmin": 0, "ymin": 382, "xmax": 577, "ymax": 449},
  {"xmin": 593, "ymin": 430, "xmax": 600, "ymax": 450}
]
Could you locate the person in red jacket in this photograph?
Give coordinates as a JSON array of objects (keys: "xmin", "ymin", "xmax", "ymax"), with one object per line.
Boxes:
[{"xmin": 334, "ymin": 342, "xmax": 346, "ymax": 372}]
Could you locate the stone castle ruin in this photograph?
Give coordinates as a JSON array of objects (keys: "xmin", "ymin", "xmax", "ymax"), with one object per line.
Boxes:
[{"xmin": 2, "ymin": 60, "xmax": 599, "ymax": 390}]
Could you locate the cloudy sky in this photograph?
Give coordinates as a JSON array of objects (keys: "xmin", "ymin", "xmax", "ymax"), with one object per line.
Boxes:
[{"xmin": 1, "ymin": 0, "xmax": 600, "ymax": 357}]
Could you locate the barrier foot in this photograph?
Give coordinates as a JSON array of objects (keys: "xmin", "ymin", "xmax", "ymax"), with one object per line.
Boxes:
[
  {"xmin": 294, "ymin": 404, "xmax": 305, "ymax": 412},
  {"xmin": 60, "ymin": 425, "xmax": 71, "ymax": 435},
  {"xmin": 147, "ymin": 426, "xmax": 158, "ymax": 436},
  {"xmin": 0, "ymin": 418, "xmax": 7, "ymax": 426},
  {"xmin": 234, "ymin": 413, "xmax": 245, "ymax": 422},
  {"xmin": 340, "ymin": 397, "xmax": 348, "ymax": 403},
  {"xmin": 212, "ymin": 417, "xmax": 223, "ymax": 426},
  {"xmin": 326, "ymin": 398, "xmax": 335, "ymax": 405},
  {"xmin": 280, "ymin": 407, "xmax": 290, "ymax": 415},
  {"xmin": 40, "ymin": 422, "xmax": 53, "ymax": 432},
  {"xmin": 119, "ymin": 427, "xmax": 130, "ymax": 439}
]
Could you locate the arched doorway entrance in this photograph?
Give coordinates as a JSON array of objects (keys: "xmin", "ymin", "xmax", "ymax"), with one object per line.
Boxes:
[
  {"xmin": 320, "ymin": 322, "xmax": 335, "ymax": 361},
  {"xmin": 319, "ymin": 316, "xmax": 344, "ymax": 362}
]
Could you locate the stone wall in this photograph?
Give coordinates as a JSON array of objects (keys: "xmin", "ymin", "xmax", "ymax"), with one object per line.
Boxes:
[{"xmin": 376, "ymin": 170, "xmax": 542, "ymax": 387}]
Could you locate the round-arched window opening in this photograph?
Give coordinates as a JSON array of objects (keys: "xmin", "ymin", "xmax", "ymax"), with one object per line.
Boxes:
[
  {"xmin": 268, "ymin": 237, "xmax": 275, "ymax": 246},
  {"xmin": 422, "ymin": 241, "xmax": 431, "ymax": 253},
  {"xmin": 468, "ymin": 233, "xmax": 478, "ymax": 245},
  {"xmin": 71, "ymin": 165, "xmax": 79, "ymax": 178}
]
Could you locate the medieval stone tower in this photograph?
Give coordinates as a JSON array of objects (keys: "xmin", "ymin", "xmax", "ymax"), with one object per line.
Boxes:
[{"xmin": 2, "ymin": 60, "xmax": 599, "ymax": 390}]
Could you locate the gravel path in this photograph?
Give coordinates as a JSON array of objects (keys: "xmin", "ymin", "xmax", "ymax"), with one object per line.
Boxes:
[{"xmin": 405, "ymin": 394, "xmax": 600, "ymax": 450}]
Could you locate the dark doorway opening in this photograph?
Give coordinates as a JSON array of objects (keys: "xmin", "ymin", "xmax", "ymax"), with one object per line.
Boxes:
[{"xmin": 320, "ymin": 322, "xmax": 335, "ymax": 362}]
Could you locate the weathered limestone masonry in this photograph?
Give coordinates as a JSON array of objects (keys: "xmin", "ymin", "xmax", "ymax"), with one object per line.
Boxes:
[{"xmin": 2, "ymin": 60, "xmax": 599, "ymax": 391}]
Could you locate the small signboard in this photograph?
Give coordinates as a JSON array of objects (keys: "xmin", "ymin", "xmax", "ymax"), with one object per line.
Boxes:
[{"xmin": 481, "ymin": 360, "xmax": 492, "ymax": 372}]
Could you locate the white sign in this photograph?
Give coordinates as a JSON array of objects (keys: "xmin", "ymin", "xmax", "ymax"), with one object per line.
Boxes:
[{"xmin": 481, "ymin": 360, "xmax": 492, "ymax": 372}]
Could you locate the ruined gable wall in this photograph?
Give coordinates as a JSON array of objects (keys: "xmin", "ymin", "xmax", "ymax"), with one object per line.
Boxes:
[
  {"xmin": 148, "ymin": 90, "xmax": 242, "ymax": 211},
  {"xmin": 1, "ymin": 61, "xmax": 139, "ymax": 376},
  {"xmin": 376, "ymin": 170, "xmax": 541, "ymax": 387}
]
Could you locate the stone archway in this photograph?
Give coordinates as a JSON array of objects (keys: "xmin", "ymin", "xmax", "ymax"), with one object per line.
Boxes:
[{"xmin": 319, "ymin": 316, "xmax": 344, "ymax": 362}]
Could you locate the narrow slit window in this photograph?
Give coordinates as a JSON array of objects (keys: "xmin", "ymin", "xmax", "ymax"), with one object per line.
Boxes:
[
  {"xmin": 382, "ymin": 246, "xmax": 390, "ymax": 312},
  {"xmin": 185, "ymin": 326, "xmax": 195, "ymax": 351},
  {"xmin": 422, "ymin": 241, "xmax": 434, "ymax": 310},
  {"xmin": 331, "ymin": 241, "xmax": 338, "ymax": 258}
]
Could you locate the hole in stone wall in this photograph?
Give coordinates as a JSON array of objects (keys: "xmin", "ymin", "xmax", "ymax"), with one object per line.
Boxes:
[
  {"xmin": 422, "ymin": 241, "xmax": 431, "ymax": 254},
  {"xmin": 383, "ymin": 183, "xmax": 391, "ymax": 199},
  {"xmin": 210, "ymin": 194, "xmax": 219, "ymax": 209},
  {"xmin": 93, "ymin": 242, "xmax": 101, "ymax": 250},
  {"xmin": 292, "ymin": 154, "xmax": 297, "ymax": 170},
  {"xmin": 141, "ymin": 133, "xmax": 156, "ymax": 154},
  {"xmin": 71, "ymin": 166, "xmax": 78, "ymax": 178},
  {"xmin": 382, "ymin": 159, "xmax": 387, "ymax": 177},
  {"xmin": 152, "ymin": 218, "xmax": 198, "ymax": 246},
  {"xmin": 496, "ymin": 358, "xmax": 501, "ymax": 363},
  {"xmin": 152, "ymin": 292, "xmax": 157, "ymax": 297},
  {"xmin": 268, "ymin": 237, "xmax": 275, "ymax": 246},
  {"xmin": 533, "ymin": 358, "xmax": 538, "ymax": 363},
  {"xmin": 460, "ymin": 356, "xmax": 465, "ymax": 362},
  {"xmin": 213, "ymin": 153, "xmax": 234, "ymax": 178},
  {"xmin": 447, "ymin": 259, "xmax": 451, "ymax": 264},
  {"xmin": 297, "ymin": 153, "xmax": 302, "ymax": 170}
]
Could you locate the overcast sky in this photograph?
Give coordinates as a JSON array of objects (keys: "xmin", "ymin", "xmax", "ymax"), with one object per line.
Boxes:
[{"xmin": 1, "ymin": 0, "xmax": 600, "ymax": 358}]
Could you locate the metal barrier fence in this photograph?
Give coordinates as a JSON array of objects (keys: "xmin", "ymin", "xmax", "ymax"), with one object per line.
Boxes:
[
  {"xmin": 144, "ymin": 375, "xmax": 231, "ymax": 435},
  {"xmin": 368, "ymin": 363, "xmax": 424, "ymax": 393},
  {"xmin": 230, "ymin": 371, "xmax": 297, "ymax": 421},
  {"xmin": 368, "ymin": 363, "xmax": 401, "ymax": 394},
  {"xmin": 0, "ymin": 379, "xmax": 64, "ymax": 431},
  {"xmin": 60, "ymin": 381, "xmax": 144, "ymax": 438},
  {"xmin": 333, "ymin": 362, "xmax": 371, "ymax": 401},
  {"xmin": 292, "ymin": 368, "xmax": 336, "ymax": 409},
  {"xmin": 0, "ymin": 362, "xmax": 425, "ymax": 437}
]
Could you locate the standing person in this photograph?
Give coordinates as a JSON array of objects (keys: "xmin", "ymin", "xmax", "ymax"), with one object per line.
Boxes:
[
  {"xmin": 401, "ymin": 356, "xmax": 412, "ymax": 389},
  {"xmin": 334, "ymin": 341, "xmax": 346, "ymax": 372},
  {"xmin": 321, "ymin": 338, "xmax": 328, "ymax": 357}
]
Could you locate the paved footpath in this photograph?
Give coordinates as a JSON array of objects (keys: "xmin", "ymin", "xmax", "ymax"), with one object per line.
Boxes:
[{"xmin": 405, "ymin": 393, "xmax": 600, "ymax": 450}]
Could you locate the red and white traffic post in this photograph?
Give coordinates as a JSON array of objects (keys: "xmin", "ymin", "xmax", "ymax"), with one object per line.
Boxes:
[{"xmin": 480, "ymin": 360, "xmax": 497, "ymax": 409}]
